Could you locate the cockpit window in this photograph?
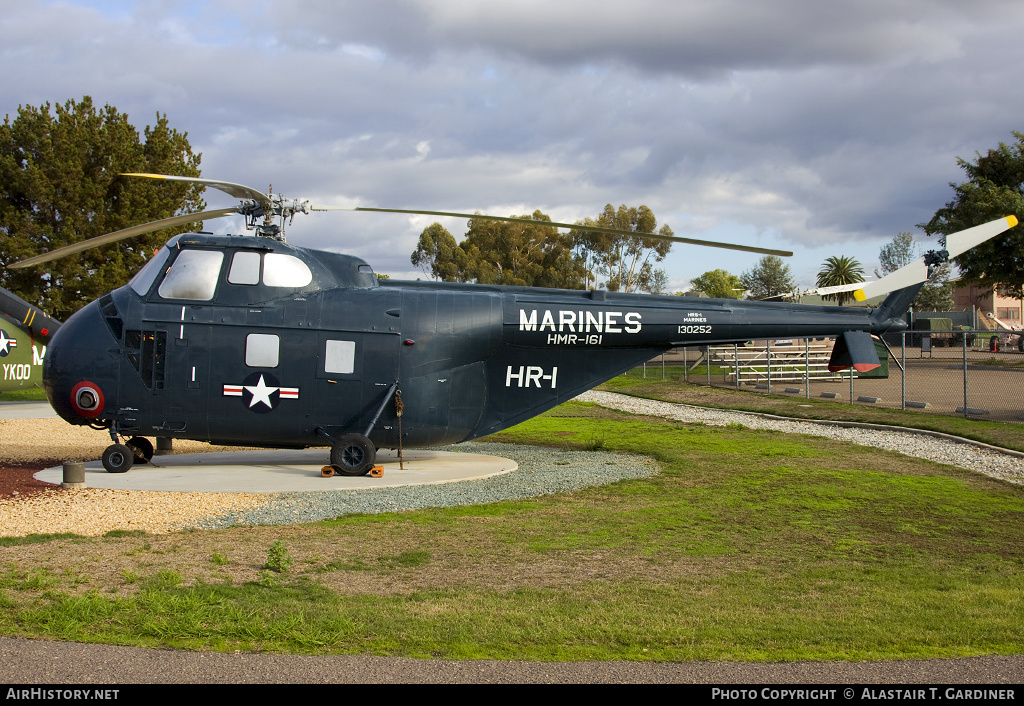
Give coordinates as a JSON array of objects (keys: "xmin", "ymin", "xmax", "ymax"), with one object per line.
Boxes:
[
  {"xmin": 157, "ymin": 249, "xmax": 224, "ymax": 301},
  {"xmin": 263, "ymin": 253, "xmax": 313, "ymax": 288},
  {"xmin": 228, "ymin": 251, "xmax": 261, "ymax": 285},
  {"xmin": 130, "ymin": 244, "xmax": 173, "ymax": 296}
]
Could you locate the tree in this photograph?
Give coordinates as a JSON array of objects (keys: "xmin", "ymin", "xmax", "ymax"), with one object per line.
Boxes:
[
  {"xmin": 0, "ymin": 97, "xmax": 204, "ymax": 319},
  {"xmin": 572, "ymin": 204, "xmax": 672, "ymax": 292},
  {"xmin": 740, "ymin": 255, "xmax": 795, "ymax": 300},
  {"xmin": 876, "ymin": 232, "xmax": 917, "ymax": 279},
  {"xmin": 411, "ymin": 212, "xmax": 588, "ymax": 289},
  {"xmin": 409, "ymin": 203, "xmax": 673, "ymax": 292},
  {"xmin": 411, "ymin": 223, "xmax": 464, "ymax": 280},
  {"xmin": 647, "ymin": 268, "xmax": 669, "ymax": 295},
  {"xmin": 816, "ymin": 255, "xmax": 864, "ymax": 306},
  {"xmin": 922, "ymin": 132, "xmax": 1024, "ymax": 298},
  {"xmin": 458, "ymin": 211, "xmax": 585, "ymax": 288},
  {"xmin": 689, "ymin": 269, "xmax": 743, "ymax": 299}
]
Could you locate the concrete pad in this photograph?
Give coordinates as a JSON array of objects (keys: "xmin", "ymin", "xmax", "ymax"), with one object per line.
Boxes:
[
  {"xmin": 35, "ymin": 447, "xmax": 517, "ymax": 493},
  {"xmin": 0, "ymin": 401, "xmax": 57, "ymax": 419}
]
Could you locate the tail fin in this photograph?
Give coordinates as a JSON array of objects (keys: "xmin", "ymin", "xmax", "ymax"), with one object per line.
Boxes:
[{"xmin": 870, "ymin": 282, "xmax": 924, "ymax": 333}]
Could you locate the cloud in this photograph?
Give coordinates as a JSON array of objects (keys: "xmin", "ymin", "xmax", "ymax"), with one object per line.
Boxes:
[
  {"xmin": 3, "ymin": 0, "xmax": 1024, "ymax": 286},
  {"xmin": 267, "ymin": 1, "xmax": 1019, "ymax": 73}
]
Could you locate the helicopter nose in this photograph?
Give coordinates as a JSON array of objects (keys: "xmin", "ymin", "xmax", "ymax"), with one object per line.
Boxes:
[{"xmin": 44, "ymin": 299, "xmax": 120, "ymax": 425}]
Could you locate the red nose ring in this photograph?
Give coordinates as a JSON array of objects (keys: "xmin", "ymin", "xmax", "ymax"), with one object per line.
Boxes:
[{"xmin": 70, "ymin": 381, "xmax": 104, "ymax": 418}]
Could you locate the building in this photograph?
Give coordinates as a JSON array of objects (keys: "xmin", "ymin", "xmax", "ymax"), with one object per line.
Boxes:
[{"xmin": 953, "ymin": 283, "xmax": 1024, "ymax": 323}]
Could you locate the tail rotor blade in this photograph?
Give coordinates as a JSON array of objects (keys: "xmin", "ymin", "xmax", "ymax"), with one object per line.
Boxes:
[
  {"xmin": 853, "ymin": 215, "xmax": 1018, "ymax": 302},
  {"xmin": 945, "ymin": 215, "xmax": 1019, "ymax": 258},
  {"xmin": 852, "ymin": 261, "xmax": 929, "ymax": 301}
]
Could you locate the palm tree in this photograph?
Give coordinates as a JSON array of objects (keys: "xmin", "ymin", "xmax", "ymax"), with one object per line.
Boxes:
[{"xmin": 816, "ymin": 255, "xmax": 865, "ymax": 306}]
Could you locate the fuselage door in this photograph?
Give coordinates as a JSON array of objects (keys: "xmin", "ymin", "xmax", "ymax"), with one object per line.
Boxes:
[{"xmin": 315, "ymin": 331, "xmax": 401, "ymax": 448}]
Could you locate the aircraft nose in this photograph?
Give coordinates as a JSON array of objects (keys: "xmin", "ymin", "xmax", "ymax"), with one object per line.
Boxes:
[{"xmin": 44, "ymin": 300, "xmax": 120, "ymax": 425}]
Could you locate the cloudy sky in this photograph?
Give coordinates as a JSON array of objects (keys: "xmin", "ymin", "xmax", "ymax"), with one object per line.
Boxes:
[{"xmin": 4, "ymin": 0, "xmax": 1024, "ymax": 289}]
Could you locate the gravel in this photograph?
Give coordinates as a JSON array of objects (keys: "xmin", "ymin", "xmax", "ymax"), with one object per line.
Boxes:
[
  {"xmin": 577, "ymin": 390, "xmax": 1024, "ymax": 485},
  {"xmin": 192, "ymin": 442, "xmax": 657, "ymax": 529},
  {"xmin": 0, "ymin": 489, "xmax": 267, "ymax": 537}
]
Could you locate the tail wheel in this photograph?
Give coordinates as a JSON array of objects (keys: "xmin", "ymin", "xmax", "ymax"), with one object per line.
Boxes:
[
  {"xmin": 102, "ymin": 444, "xmax": 134, "ymax": 474},
  {"xmin": 126, "ymin": 436, "xmax": 154, "ymax": 464},
  {"xmin": 330, "ymin": 433, "xmax": 376, "ymax": 476}
]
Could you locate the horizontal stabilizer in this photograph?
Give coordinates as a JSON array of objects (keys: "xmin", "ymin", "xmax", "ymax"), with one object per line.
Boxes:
[{"xmin": 828, "ymin": 331, "xmax": 880, "ymax": 373}]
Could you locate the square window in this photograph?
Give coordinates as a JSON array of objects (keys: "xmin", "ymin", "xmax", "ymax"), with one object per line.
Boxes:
[
  {"xmin": 325, "ymin": 340, "xmax": 355, "ymax": 374},
  {"xmin": 246, "ymin": 333, "xmax": 280, "ymax": 368},
  {"xmin": 228, "ymin": 251, "xmax": 261, "ymax": 285}
]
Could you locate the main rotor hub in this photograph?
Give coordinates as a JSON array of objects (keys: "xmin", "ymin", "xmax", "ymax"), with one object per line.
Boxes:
[
  {"xmin": 237, "ymin": 194, "xmax": 311, "ymax": 240},
  {"xmin": 922, "ymin": 249, "xmax": 949, "ymax": 279}
]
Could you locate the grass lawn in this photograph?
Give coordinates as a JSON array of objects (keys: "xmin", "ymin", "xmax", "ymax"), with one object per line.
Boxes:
[
  {"xmin": 0, "ymin": 388, "xmax": 47, "ymax": 402},
  {"xmin": 0, "ymin": 399, "xmax": 1021, "ymax": 661},
  {"xmin": 600, "ymin": 366, "xmax": 1024, "ymax": 452}
]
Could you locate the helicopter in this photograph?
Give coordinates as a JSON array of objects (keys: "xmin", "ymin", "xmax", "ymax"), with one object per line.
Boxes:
[
  {"xmin": 3, "ymin": 173, "xmax": 1017, "ymax": 475},
  {"xmin": 0, "ymin": 286, "xmax": 61, "ymax": 393}
]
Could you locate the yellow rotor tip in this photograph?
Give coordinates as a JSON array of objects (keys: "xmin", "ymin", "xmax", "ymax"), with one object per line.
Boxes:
[
  {"xmin": 1007, "ymin": 215, "xmax": 1019, "ymax": 228},
  {"xmin": 853, "ymin": 289, "xmax": 866, "ymax": 302}
]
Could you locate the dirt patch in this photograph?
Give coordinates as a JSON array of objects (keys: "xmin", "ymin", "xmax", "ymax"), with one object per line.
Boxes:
[
  {"xmin": 0, "ymin": 463, "xmax": 60, "ymax": 499},
  {"xmin": 0, "ymin": 418, "xmax": 269, "ymax": 535}
]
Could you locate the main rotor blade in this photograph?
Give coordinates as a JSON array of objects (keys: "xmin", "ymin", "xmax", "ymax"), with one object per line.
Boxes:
[
  {"xmin": 7, "ymin": 207, "xmax": 240, "ymax": 269},
  {"xmin": 315, "ymin": 206, "xmax": 793, "ymax": 257},
  {"xmin": 122, "ymin": 173, "xmax": 272, "ymax": 210},
  {"xmin": 807, "ymin": 282, "xmax": 869, "ymax": 296},
  {"xmin": 852, "ymin": 215, "xmax": 1018, "ymax": 302}
]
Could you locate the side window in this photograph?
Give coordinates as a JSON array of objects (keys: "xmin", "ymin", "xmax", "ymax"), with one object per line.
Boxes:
[
  {"xmin": 157, "ymin": 250, "xmax": 224, "ymax": 301},
  {"xmin": 264, "ymin": 253, "xmax": 313, "ymax": 287},
  {"xmin": 228, "ymin": 251, "xmax": 261, "ymax": 285},
  {"xmin": 324, "ymin": 340, "xmax": 355, "ymax": 374},
  {"xmin": 246, "ymin": 333, "xmax": 280, "ymax": 368}
]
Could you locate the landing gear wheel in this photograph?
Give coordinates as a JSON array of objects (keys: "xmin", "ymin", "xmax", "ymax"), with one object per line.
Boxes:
[
  {"xmin": 330, "ymin": 433, "xmax": 376, "ymax": 476},
  {"xmin": 102, "ymin": 444, "xmax": 134, "ymax": 474},
  {"xmin": 126, "ymin": 436, "xmax": 154, "ymax": 464}
]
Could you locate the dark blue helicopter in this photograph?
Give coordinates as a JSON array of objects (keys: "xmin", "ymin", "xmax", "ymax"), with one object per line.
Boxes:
[{"xmin": 6, "ymin": 174, "xmax": 1016, "ymax": 475}]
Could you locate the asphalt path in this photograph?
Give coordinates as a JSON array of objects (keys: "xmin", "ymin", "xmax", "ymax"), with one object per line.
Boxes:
[
  {"xmin": 1, "ymin": 637, "xmax": 1021, "ymax": 684},
  {"xmin": 0, "ymin": 401, "xmax": 56, "ymax": 419}
]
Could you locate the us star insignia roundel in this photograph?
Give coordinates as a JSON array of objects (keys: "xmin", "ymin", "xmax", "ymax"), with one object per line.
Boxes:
[
  {"xmin": 0, "ymin": 329, "xmax": 17, "ymax": 357},
  {"xmin": 223, "ymin": 372, "xmax": 299, "ymax": 413}
]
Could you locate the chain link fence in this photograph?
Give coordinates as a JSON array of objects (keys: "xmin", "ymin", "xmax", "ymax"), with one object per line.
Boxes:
[{"xmin": 636, "ymin": 329, "xmax": 1024, "ymax": 423}]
